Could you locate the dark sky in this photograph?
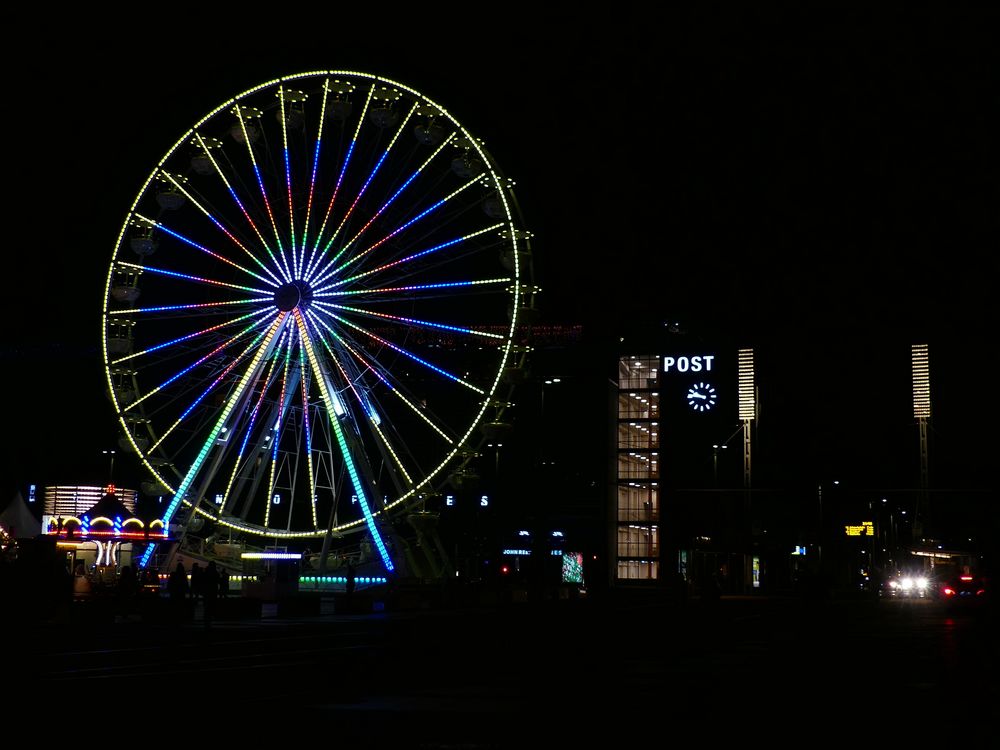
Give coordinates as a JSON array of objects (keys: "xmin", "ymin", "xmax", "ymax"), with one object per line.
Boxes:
[{"xmin": 3, "ymin": 9, "xmax": 996, "ymax": 506}]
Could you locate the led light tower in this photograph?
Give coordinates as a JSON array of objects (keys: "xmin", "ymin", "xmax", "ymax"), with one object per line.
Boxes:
[{"xmin": 912, "ymin": 344, "xmax": 931, "ymax": 536}]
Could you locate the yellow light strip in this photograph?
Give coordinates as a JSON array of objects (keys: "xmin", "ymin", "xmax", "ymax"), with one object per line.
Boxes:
[
  {"xmin": 193, "ymin": 132, "xmax": 284, "ymax": 280},
  {"xmin": 308, "ymin": 312, "xmax": 454, "ymax": 444},
  {"xmin": 912, "ymin": 344, "xmax": 930, "ymax": 418},
  {"xmin": 738, "ymin": 348, "xmax": 756, "ymax": 421}
]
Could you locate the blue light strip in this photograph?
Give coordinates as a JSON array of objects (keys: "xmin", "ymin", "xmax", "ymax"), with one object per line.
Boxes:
[
  {"xmin": 294, "ymin": 310, "xmax": 394, "ymax": 572},
  {"xmin": 314, "ymin": 278, "xmax": 511, "ymax": 298},
  {"xmin": 298, "ymin": 337, "xmax": 318, "ymax": 528},
  {"xmin": 220, "ymin": 331, "xmax": 287, "ymax": 507},
  {"xmin": 251, "ymin": 163, "xmax": 294, "ymax": 282},
  {"xmin": 139, "ymin": 215, "xmax": 281, "ymax": 287},
  {"xmin": 110, "ymin": 308, "xmax": 273, "ymax": 366},
  {"xmin": 310, "ymin": 196, "xmax": 448, "ymax": 287},
  {"xmin": 192, "ymin": 131, "xmax": 289, "ymax": 284},
  {"xmin": 115, "ymin": 299, "xmax": 272, "ymax": 315},
  {"xmin": 278, "ymin": 88, "xmax": 297, "ymax": 277},
  {"xmin": 300, "ymin": 80, "xmax": 329, "ymax": 263},
  {"xmin": 115, "ymin": 261, "xmax": 272, "ymax": 295},
  {"xmin": 153, "ymin": 314, "xmax": 287, "ymax": 539},
  {"xmin": 303, "ymin": 139, "xmax": 355, "ymax": 280},
  {"xmin": 172, "ymin": 333, "xmax": 268, "ymax": 423},
  {"xmin": 306, "ymin": 309, "xmax": 455, "ymax": 444},
  {"xmin": 316, "ymin": 309, "xmax": 484, "ymax": 394},
  {"xmin": 313, "ymin": 300, "xmax": 503, "ymax": 339}
]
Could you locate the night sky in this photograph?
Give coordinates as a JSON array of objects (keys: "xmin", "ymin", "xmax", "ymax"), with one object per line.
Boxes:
[{"xmin": 3, "ymin": 10, "xmax": 995, "ymax": 525}]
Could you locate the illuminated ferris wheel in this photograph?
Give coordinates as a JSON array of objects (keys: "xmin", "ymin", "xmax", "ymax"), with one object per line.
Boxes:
[{"xmin": 101, "ymin": 71, "xmax": 536, "ymax": 571}]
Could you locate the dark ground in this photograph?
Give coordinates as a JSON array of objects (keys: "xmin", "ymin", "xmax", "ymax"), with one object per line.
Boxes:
[{"xmin": 10, "ymin": 590, "xmax": 996, "ymax": 742}]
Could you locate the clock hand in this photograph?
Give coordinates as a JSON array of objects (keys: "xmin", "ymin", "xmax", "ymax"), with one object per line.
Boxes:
[{"xmin": 690, "ymin": 392, "xmax": 706, "ymax": 399}]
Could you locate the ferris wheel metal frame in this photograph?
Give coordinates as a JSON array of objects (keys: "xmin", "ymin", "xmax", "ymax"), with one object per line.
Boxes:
[{"xmin": 101, "ymin": 71, "xmax": 537, "ymax": 572}]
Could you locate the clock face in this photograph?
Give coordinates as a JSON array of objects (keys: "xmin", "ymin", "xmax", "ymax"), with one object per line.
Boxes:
[{"xmin": 686, "ymin": 382, "xmax": 717, "ymax": 412}]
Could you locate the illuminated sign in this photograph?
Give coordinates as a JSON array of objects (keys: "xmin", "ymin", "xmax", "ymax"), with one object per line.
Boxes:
[
  {"xmin": 28, "ymin": 484, "xmax": 36, "ymax": 503},
  {"xmin": 480, "ymin": 495, "xmax": 490, "ymax": 507},
  {"xmin": 845, "ymin": 521, "xmax": 874, "ymax": 537},
  {"xmin": 445, "ymin": 495, "xmax": 455, "ymax": 506},
  {"xmin": 791, "ymin": 546, "xmax": 807, "ymax": 555},
  {"xmin": 663, "ymin": 355, "xmax": 715, "ymax": 374},
  {"xmin": 502, "ymin": 548, "xmax": 531, "ymax": 556}
]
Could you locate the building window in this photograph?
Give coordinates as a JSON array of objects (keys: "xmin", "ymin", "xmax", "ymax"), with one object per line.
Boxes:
[
  {"xmin": 619, "ymin": 356, "xmax": 660, "ymax": 390},
  {"xmin": 617, "ymin": 525, "xmax": 659, "ymax": 557},
  {"xmin": 617, "ymin": 391, "xmax": 659, "ymax": 419},
  {"xmin": 617, "ymin": 452, "xmax": 659, "ymax": 480},
  {"xmin": 617, "ymin": 560, "xmax": 659, "ymax": 580},
  {"xmin": 617, "ymin": 483, "xmax": 659, "ymax": 522},
  {"xmin": 617, "ymin": 421, "xmax": 659, "ymax": 450}
]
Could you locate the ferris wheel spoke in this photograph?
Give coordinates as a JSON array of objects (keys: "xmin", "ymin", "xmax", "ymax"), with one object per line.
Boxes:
[
  {"xmin": 314, "ymin": 330, "xmax": 415, "ymax": 487},
  {"xmin": 321, "ymin": 131, "xmax": 457, "ymax": 276},
  {"xmin": 277, "ymin": 87, "xmax": 299, "ymax": 277},
  {"xmin": 219, "ymin": 331, "xmax": 287, "ymax": 512},
  {"xmin": 264, "ymin": 331, "xmax": 296, "ymax": 528},
  {"xmin": 107, "ymin": 299, "xmax": 271, "ymax": 319},
  {"xmin": 146, "ymin": 171, "xmax": 286, "ymax": 287},
  {"xmin": 307, "ymin": 311, "xmax": 457, "ymax": 446},
  {"xmin": 110, "ymin": 307, "xmax": 274, "ymax": 367},
  {"xmin": 310, "ymin": 175, "xmax": 491, "ymax": 288},
  {"xmin": 116, "ymin": 260, "xmax": 273, "ymax": 296},
  {"xmin": 144, "ymin": 323, "xmax": 274, "ymax": 453},
  {"xmin": 313, "ymin": 300, "xmax": 504, "ymax": 341},
  {"xmin": 306, "ymin": 85, "xmax": 376, "ymax": 280},
  {"xmin": 152, "ymin": 313, "xmax": 288, "ymax": 540},
  {"xmin": 299, "ymin": 80, "xmax": 331, "ymax": 276},
  {"xmin": 313, "ymin": 308, "xmax": 485, "ymax": 395},
  {"xmin": 316, "ymin": 277, "xmax": 513, "ymax": 301},
  {"xmin": 313, "ymin": 223, "xmax": 504, "ymax": 294},
  {"xmin": 296, "ymin": 337, "xmax": 319, "ymax": 528},
  {"xmin": 314, "ymin": 101, "xmax": 419, "ymax": 266},
  {"xmin": 233, "ymin": 109, "xmax": 294, "ymax": 282},
  {"xmin": 294, "ymin": 310, "xmax": 394, "ymax": 572},
  {"xmin": 192, "ymin": 133, "xmax": 289, "ymax": 283}
]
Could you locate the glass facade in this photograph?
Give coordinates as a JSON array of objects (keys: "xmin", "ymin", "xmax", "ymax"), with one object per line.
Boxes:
[{"xmin": 615, "ymin": 356, "xmax": 660, "ymax": 582}]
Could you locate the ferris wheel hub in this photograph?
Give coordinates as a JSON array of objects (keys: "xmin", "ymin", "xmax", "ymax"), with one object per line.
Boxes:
[{"xmin": 274, "ymin": 279, "xmax": 313, "ymax": 312}]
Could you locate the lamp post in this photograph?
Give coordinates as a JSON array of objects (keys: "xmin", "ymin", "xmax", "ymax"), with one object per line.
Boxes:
[
  {"xmin": 103, "ymin": 450, "xmax": 116, "ymax": 484},
  {"xmin": 712, "ymin": 444, "xmax": 728, "ymax": 487},
  {"xmin": 817, "ymin": 479, "xmax": 839, "ymax": 571}
]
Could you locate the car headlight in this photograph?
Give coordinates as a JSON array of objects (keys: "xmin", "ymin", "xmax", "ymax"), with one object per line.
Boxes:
[
  {"xmin": 900, "ymin": 578, "xmax": 913, "ymax": 590},
  {"xmin": 888, "ymin": 580, "xmax": 899, "ymax": 589},
  {"xmin": 916, "ymin": 577, "xmax": 929, "ymax": 589}
]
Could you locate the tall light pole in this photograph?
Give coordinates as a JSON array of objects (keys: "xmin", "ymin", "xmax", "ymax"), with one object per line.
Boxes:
[
  {"xmin": 912, "ymin": 344, "xmax": 931, "ymax": 540},
  {"xmin": 103, "ymin": 450, "xmax": 116, "ymax": 485}
]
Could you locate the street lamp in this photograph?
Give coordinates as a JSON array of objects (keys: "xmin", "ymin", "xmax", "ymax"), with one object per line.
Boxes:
[
  {"xmin": 103, "ymin": 450, "xmax": 116, "ymax": 484},
  {"xmin": 712, "ymin": 444, "xmax": 728, "ymax": 487}
]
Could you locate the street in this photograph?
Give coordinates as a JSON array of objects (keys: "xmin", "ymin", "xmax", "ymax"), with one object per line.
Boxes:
[{"xmin": 14, "ymin": 593, "xmax": 996, "ymax": 742}]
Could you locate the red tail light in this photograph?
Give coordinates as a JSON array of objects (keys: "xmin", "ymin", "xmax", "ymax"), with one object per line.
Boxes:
[
  {"xmin": 943, "ymin": 587, "xmax": 956, "ymax": 596},
  {"xmin": 960, "ymin": 575, "xmax": 973, "ymax": 581}
]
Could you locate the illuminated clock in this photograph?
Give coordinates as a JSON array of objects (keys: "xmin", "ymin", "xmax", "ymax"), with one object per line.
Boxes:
[{"xmin": 687, "ymin": 382, "xmax": 717, "ymax": 412}]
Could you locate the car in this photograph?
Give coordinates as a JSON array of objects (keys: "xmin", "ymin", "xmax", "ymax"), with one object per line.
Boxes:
[
  {"xmin": 882, "ymin": 573, "xmax": 931, "ymax": 598},
  {"xmin": 939, "ymin": 572, "xmax": 988, "ymax": 607}
]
